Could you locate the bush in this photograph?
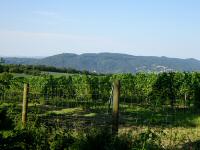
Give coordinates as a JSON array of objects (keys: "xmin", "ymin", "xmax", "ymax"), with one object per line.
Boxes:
[
  {"xmin": 0, "ymin": 109, "xmax": 14, "ymax": 131},
  {"xmin": 0, "ymin": 126, "xmax": 50, "ymax": 150},
  {"xmin": 0, "ymin": 122, "xmax": 163, "ymax": 150},
  {"xmin": 49, "ymin": 128, "xmax": 74, "ymax": 150},
  {"xmin": 72, "ymin": 128, "xmax": 134, "ymax": 150}
]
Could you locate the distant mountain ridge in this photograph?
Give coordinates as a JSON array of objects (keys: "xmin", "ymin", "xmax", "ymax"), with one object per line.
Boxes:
[{"xmin": 3, "ymin": 53, "xmax": 200, "ymax": 73}]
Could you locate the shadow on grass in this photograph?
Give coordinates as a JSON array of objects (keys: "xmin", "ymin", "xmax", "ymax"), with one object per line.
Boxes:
[
  {"xmin": 178, "ymin": 140, "xmax": 200, "ymax": 150},
  {"xmin": 33, "ymin": 104, "xmax": 200, "ymax": 130},
  {"xmin": 2, "ymin": 101, "xmax": 200, "ymax": 129},
  {"xmin": 27, "ymin": 100, "xmax": 107, "ymax": 114},
  {"xmin": 36, "ymin": 107, "xmax": 112, "ymax": 129},
  {"xmin": 120, "ymin": 105, "xmax": 200, "ymax": 128},
  {"xmin": 0, "ymin": 101, "xmax": 110, "ymax": 130}
]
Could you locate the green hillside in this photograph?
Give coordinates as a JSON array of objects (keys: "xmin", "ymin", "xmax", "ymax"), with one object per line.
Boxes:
[{"xmin": 3, "ymin": 53, "xmax": 200, "ymax": 73}]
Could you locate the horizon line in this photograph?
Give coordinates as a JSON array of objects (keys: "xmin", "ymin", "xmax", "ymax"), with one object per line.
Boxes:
[{"xmin": 0, "ymin": 52, "xmax": 199, "ymax": 61}]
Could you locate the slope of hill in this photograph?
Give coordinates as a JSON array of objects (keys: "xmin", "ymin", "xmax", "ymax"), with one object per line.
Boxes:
[{"xmin": 3, "ymin": 53, "xmax": 200, "ymax": 73}]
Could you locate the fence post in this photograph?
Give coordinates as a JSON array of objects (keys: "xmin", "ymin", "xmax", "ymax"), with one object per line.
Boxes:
[
  {"xmin": 22, "ymin": 83, "xmax": 29, "ymax": 128},
  {"xmin": 112, "ymin": 80, "xmax": 120, "ymax": 135}
]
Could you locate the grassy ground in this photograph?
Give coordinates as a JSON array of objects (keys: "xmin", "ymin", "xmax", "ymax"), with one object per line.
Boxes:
[
  {"xmin": 119, "ymin": 105, "xmax": 200, "ymax": 149},
  {"xmin": 1, "ymin": 101, "xmax": 200, "ymax": 149}
]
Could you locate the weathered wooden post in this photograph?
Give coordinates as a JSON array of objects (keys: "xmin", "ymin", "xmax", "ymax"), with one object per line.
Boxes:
[
  {"xmin": 22, "ymin": 83, "xmax": 29, "ymax": 128},
  {"xmin": 184, "ymin": 93, "xmax": 187, "ymax": 109},
  {"xmin": 112, "ymin": 80, "xmax": 120, "ymax": 135}
]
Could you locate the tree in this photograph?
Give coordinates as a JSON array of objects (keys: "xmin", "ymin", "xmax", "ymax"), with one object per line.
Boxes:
[
  {"xmin": 73, "ymin": 75, "xmax": 93, "ymax": 102},
  {"xmin": 56, "ymin": 76, "xmax": 75, "ymax": 99},
  {"xmin": 134, "ymin": 73, "xmax": 151, "ymax": 103},
  {"xmin": 191, "ymin": 72, "xmax": 200, "ymax": 108},
  {"xmin": 151, "ymin": 72, "xmax": 181, "ymax": 108},
  {"xmin": 0, "ymin": 58, "xmax": 5, "ymax": 64},
  {"xmin": 0, "ymin": 73, "xmax": 13, "ymax": 98},
  {"xmin": 178, "ymin": 72, "xmax": 192, "ymax": 107},
  {"xmin": 0, "ymin": 58, "xmax": 5, "ymax": 73}
]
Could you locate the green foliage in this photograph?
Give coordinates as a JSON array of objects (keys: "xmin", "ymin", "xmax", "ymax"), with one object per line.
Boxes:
[
  {"xmin": 134, "ymin": 130, "xmax": 162, "ymax": 150},
  {"xmin": 0, "ymin": 58, "xmax": 5, "ymax": 64},
  {"xmin": 49, "ymin": 128, "xmax": 74, "ymax": 150},
  {"xmin": 0, "ymin": 124, "xmax": 163, "ymax": 150},
  {"xmin": 72, "ymin": 127, "xmax": 163, "ymax": 150},
  {"xmin": 73, "ymin": 75, "xmax": 93, "ymax": 102},
  {"xmin": 0, "ymin": 126, "xmax": 49, "ymax": 150},
  {"xmin": 3, "ymin": 71, "xmax": 200, "ymax": 109},
  {"xmin": 0, "ymin": 63, "xmax": 100, "ymax": 75},
  {"xmin": 71, "ymin": 127, "xmax": 131, "ymax": 150},
  {"xmin": 0, "ymin": 109, "xmax": 14, "ymax": 131},
  {"xmin": 151, "ymin": 72, "xmax": 184, "ymax": 107},
  {"xmin": 0, "ymin": 73, "xmax": 13, "ymax": 96},
  {"xmin": 2, "ymin": 69, "xmax": 200, "ymax": 149},
  {"xmin": 191, "ymin": 72, "xmax": 200, "ymax": 108},
  {"xmin": 73, "ymin": 128, "xmax": 112, "ymax": 150},
  {"xmin": 0, "ymin": 58, "xmax": 5, "ymax": 73}
]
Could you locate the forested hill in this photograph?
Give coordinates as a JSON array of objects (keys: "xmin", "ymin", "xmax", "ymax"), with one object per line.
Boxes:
[{"xmin": 3, "ymin": 53, "xmax": 200, "ymax": 73}]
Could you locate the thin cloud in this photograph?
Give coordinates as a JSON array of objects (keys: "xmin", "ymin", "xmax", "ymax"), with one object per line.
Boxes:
[
  {"xmin": 32, "ymin": 10, "xmax": 67, "ymax": 23},
  {"xmin": 0, "ymin": 30, "xmax": 113, "ymax": 42},
  {"xmin": 32, "ymin": 10, "xmax": 58, "ymax": 17},
  {"xmin": 0, "ymin": 30, "xmax": 122, "ymax": 57}
]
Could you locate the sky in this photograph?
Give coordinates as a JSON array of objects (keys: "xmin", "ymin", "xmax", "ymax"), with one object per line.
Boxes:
[{"xmin": 0, "ymin": 0, "xmax": 200, "ymax": 59}]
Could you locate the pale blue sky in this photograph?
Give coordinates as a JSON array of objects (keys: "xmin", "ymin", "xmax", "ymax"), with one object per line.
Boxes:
[{"xmin": 0, "ymin": 0, "xmax": 200, "ymax": 59}]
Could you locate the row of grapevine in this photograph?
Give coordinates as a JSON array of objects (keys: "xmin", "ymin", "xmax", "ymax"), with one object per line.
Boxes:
[{"xmin": 1, "ymin": 72, "xmax": 200, "ymax": 108}]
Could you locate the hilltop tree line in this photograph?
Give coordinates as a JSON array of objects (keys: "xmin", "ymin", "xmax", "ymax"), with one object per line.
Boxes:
[
  {"xmin": 0, "ymin": 59, "xmax": 101, "ymax": 76},
  {"xmin": 1, "ymin": 71, "xmax": 200, "ymax": 108}
]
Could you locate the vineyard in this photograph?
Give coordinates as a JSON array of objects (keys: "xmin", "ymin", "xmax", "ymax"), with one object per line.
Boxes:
[{"xmin": 1, "ymin": 71, "xmax": 200, "ymax": 149}]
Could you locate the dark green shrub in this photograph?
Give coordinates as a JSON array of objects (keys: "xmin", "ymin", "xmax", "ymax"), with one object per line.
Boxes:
[
  {"xmin": 72, "ymin": 128, "xmax": 112, "ymax": 150},
  {"xmin": 49, "ymin": 129, "xmax": 74, "ymax": 150},
  {"xmin": 0, "ymin": 109, "xmax": 14, "ymax": 131},
  {"xmin": 132, "ymin": 128, "xmax": 163, "ymax": 150},
  {"xmin": 0, "ymin": 126, "xmax": 50, "ymax": 150},
  {"xmin": 71, "ymin": 128, "xmax": 134, "ymax": 150}
]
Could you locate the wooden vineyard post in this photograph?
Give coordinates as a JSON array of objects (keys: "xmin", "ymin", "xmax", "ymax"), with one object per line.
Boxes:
[
  {"xmin": 112, "ymin": 80, "xmax": 120, "ymax": 135},
  {"xmin": 22, "ymin": 83, "xmax": 29, "ymax": 128}
]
